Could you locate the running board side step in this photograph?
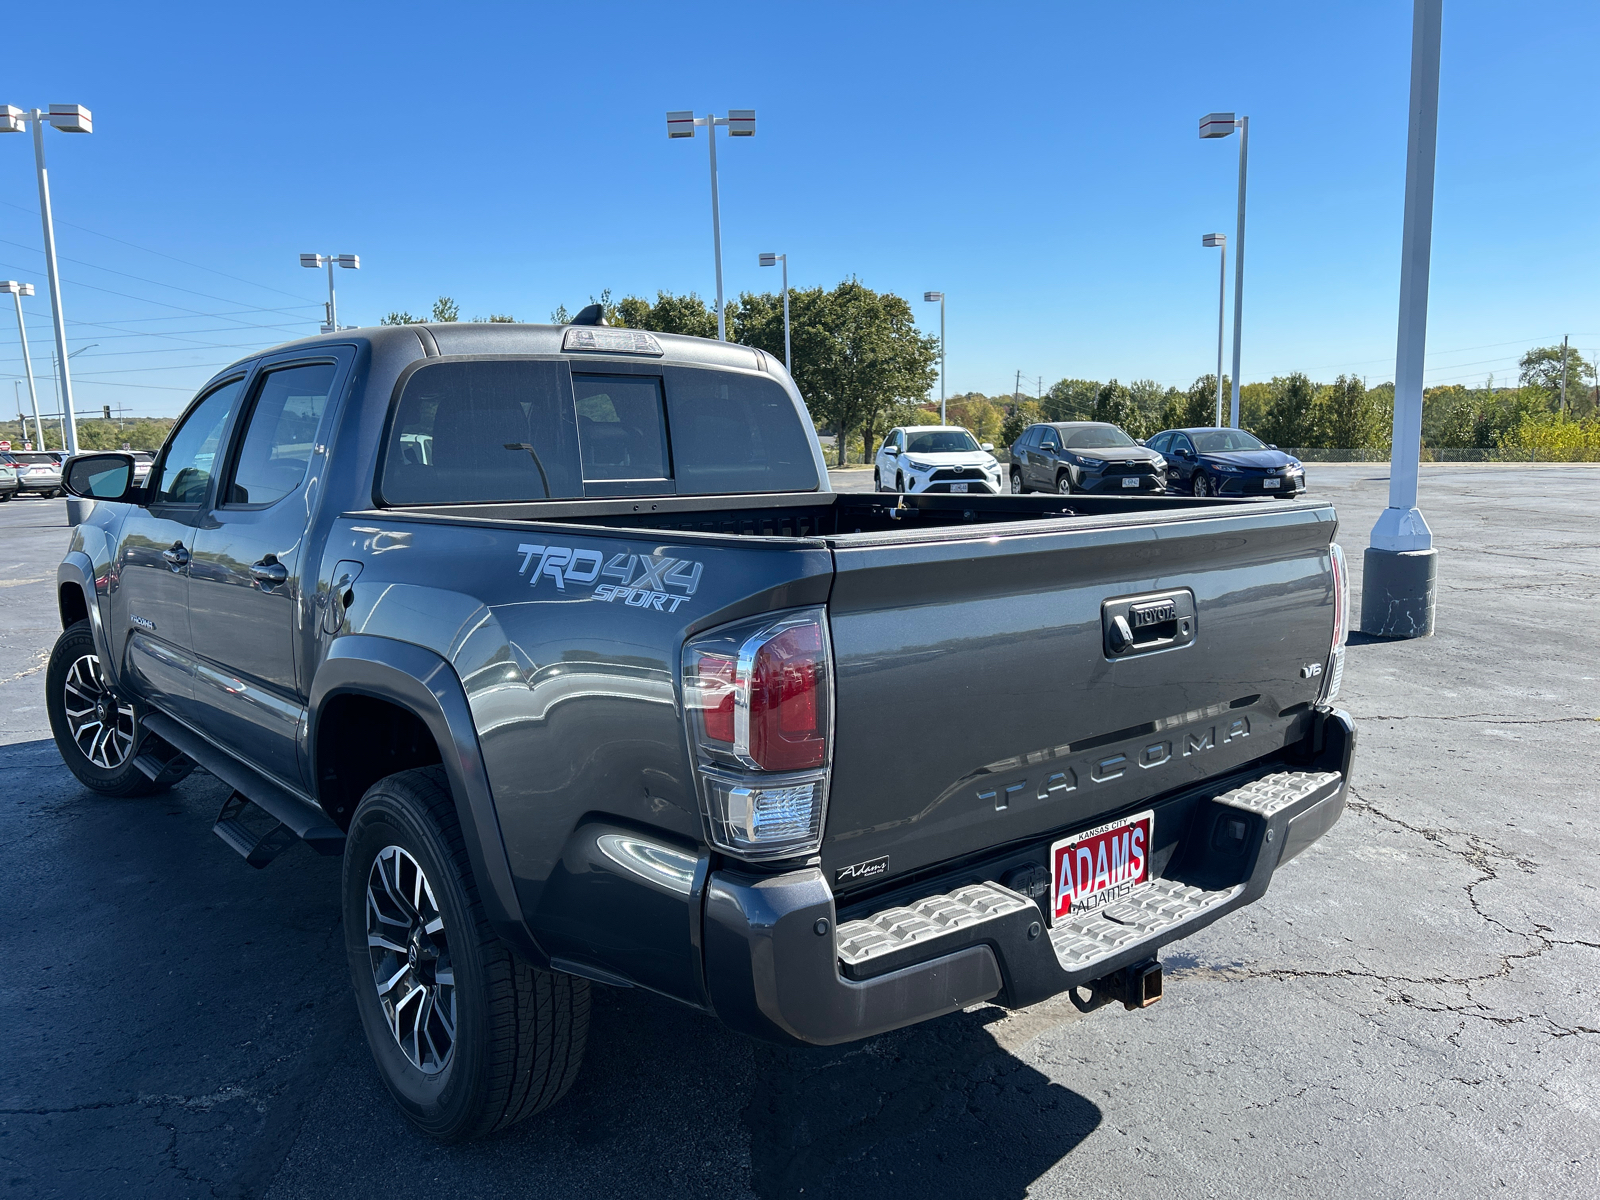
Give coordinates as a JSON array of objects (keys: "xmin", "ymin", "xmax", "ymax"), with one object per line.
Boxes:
[
  {"xmin": 132, "ymin": 733, "xmax": 197, "ymax": 787},
  {"xmin": 141, "ymin": 711, "xmax": 345, "ymax": 858},
  {"xmin": 213, "ymin": 791, "xmax": 300, "ymax": 868}
]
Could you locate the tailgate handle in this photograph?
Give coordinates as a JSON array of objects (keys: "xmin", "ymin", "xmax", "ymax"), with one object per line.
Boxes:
[{"xmin": 1103, "ymin": 590, "xmax": 1195, "ymax": 658}]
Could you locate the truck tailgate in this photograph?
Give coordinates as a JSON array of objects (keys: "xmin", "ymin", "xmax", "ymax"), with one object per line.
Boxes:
[{"xmin": 820, "ymin": 504, "xmax": 1339, "ymax": 892}]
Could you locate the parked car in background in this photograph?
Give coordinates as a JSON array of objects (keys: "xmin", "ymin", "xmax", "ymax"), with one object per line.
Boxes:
[
  {"xmin": 5, "ymin": 450, "xmax": 64, "ymax": 497},
  {"xmin": 130, "ymin": 451, "xmax": 155, "ymax": 487},
  {"xmin": 1149, "ymin": 428, "xmax": 1306, "ymax": 498},
  {"xmin": 0, "ymin": 458, "xmax": 18, "ymax": 501},
  {"xmin": 875, "ymin": 425, "xmax": 1002, "ymax": 493},
  {"xmin": 1008, "ymin": 422, "xmax": 1166, "ymax": 495}
]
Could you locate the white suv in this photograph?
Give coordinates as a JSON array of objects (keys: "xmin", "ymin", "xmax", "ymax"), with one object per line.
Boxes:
[{"xmin": 875, "ymin": 426, "xmax": 1002, "ymax": 494}]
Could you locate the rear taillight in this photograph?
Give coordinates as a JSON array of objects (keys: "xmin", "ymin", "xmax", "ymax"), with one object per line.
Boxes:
[
  {"xmin": 683, "ymin": 608, "xmax": 833, "ymax": 859},
  {"xmin": 1323, "ymin": 542, "xmax": 1349, "ymax": 702}
]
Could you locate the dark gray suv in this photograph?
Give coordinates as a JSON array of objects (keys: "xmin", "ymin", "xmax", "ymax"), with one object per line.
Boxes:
[{"xmin": 1008, "ymin": 422, "xmax": 1167, "ymax": 495}]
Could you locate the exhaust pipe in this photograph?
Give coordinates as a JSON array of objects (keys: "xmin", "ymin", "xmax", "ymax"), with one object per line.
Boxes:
[{"xmin": 1069, "ymin": 958, "xmax": 1163, "ymax": 1013}]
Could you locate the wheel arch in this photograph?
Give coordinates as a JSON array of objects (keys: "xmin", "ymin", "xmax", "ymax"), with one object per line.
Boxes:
[
  {"xmin": 308, "ymin": 634, "xmax": 541, "ymax": 964},
  {"xmin": 57, "ymin": 552, "xmax": 114, "ymax": 671}
]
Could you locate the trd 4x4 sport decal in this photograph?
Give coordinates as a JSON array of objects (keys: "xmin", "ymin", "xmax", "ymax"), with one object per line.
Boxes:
[{"xmin": 516, "ymin": 544, "xmax": 704, "ymax": 613}]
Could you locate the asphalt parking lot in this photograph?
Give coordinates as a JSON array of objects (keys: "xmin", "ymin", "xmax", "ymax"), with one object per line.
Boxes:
[{"xmin": 3, "ymin": 463, "xmax": 1597, "ymax": 1199}]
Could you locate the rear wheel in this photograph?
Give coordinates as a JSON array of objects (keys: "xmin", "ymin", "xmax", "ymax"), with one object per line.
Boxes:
[
  {"xmin": 46, "ymin": 620, "xmax": 165, "ymax": 797},
  {"xmin": 343, "ymin": 767, "xmax": 589, "ymax": 1141}
]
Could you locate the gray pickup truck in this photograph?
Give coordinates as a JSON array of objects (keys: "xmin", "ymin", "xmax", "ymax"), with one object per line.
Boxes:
[{"xmin": 52, "ymin": 321, "xmax": 1355, "ymax": 1142}]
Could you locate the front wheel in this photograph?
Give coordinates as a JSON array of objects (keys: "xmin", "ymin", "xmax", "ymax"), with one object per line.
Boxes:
[
  {"xmin": 896, "ymin": 473, "xmax": 906, "ymax": 493},
  {"xmin": 343, "ymin": 767, "xmax": 590, "ymax": 1141},
  {"xmin": 46, "ymin": 620, "xmax": 164, "ymax": 796},
  {"xmin": 1056, "ymin": 472, "xmax": 1074, "ymax": 495},
  {"xmin": 1192, "ymin": 474, "xmax": 1212, "ymax": 497},
  {"xmin": 1009, "ymin": 469, "xmax": 1023, "ymax": 494}
]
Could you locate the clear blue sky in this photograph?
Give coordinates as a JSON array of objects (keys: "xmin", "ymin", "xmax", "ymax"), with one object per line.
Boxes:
[{"xmin": 3, "ymin": 0, "xmax": 1596, "ymax": 418}]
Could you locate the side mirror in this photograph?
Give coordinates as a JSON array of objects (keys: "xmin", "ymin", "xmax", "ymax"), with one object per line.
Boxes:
[
  {"xmin": 1177, "ymin": 447, "xmax": 1193, "ymax": 458},
  {"xmin": 1268, "ymin": 444, "xmax": 1279, "ymax": 450},
  {"xmin": 64, "ymin": 452, "xmax": 140, "ymax": 503},
  {"xmin": 980, "ymin": 442, "xmax": 994, "ymax": 452},
  {"xmin": 1136, "ymin": 439, "xmax": 1146, "ymax": 446}
]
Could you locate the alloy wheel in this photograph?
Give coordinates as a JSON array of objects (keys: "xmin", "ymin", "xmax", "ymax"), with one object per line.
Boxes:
[
  {"xmin": 367, "ymin": 845, "xmax": 457, "ymax": 1074},
  {"xmin": 1010, "ymin": 471, "xmax": 1022, "ymax": 494},
  {"xmin": 61, "ymin": 653, "xmax": 136, "ymax": 769},
  {"xmin": 1057, "ymin": 474, "xmax": 1072, "ymax": 494}
]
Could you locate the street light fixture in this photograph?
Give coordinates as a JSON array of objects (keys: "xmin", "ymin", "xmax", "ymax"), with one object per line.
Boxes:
[
  {"xmin": 1201, "ymin": 234, "xmax": 1226, "ymax": 426},
  {"xmin": 0, "ymin": 280, "xmax": 45, "ymax": 449},
  {"xmin": 758, "ymin": 252, "xmax": 790, "ymax": 369},
  {"xmin": 1200, "ymin": 111, "xmax": 1248, "ymax": 428},
  {"xmin": 1, "ymin": 103, "xmax": 93, "ymax": 459},
  {"xmin": 923, "ymin": 292, "xmax": 946, "ymax": 423},
  {"xmin": 667, "ymin": 109, "xmax": 755, "ymax": 341},
  {"xmin": 300, "ymin": 253, "xmax": 360, "ymax": 332}
]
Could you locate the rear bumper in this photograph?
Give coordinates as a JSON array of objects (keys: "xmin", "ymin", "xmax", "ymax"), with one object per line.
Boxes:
[{"xmin": 702, "ymin": 707, "xmax": 1355, "ymax": 1046}]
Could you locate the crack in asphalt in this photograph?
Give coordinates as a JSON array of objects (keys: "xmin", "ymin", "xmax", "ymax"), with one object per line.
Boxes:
[{"xmin": 1168, "ymin": 789, "xmax": 1599, "ymax": 1044}]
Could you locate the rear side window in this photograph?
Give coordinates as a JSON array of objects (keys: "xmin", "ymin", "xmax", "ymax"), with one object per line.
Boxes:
[
  {"xmin": 378, "ymin": 360, "xmax": 581, "ymax": 504},
  {"xmin": 663, "ymin": 367, "xmax": 818, "ymax": 494}
]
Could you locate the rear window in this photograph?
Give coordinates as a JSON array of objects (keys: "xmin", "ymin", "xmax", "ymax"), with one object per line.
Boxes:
[
  {"xmin": 663, "ymin": 367, "xmax": 819, "ymax": 494},
  {"xmin": 379, "ymin": 360, "xmax": 582, "ymax": 505},
  {"xmin": 377, "ymin": 358, "xmax": 819, "ymax": 505}
]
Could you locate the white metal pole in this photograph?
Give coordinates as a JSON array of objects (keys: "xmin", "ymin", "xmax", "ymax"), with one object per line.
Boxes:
[
  {"xmin": 707, "ymin": 115, "xmax": 726, "ymax": 341},
  {"xmin": 327, "ymin": 258, "xmax": 338, "ymax": 331},
  {"xmin": 781, "ymin": 255, "xmax": 790, "ymax": 368},
  {"xmin": 1363, "ymin": 0, "xmax": 1443, "ymax": 639},
  {"xmin": 939, "ymin": 296, "xmax": 947, "ymax": 424},
  {"xmin": 1215, "ymin": 242, "xmax": 1227, "ymax": 426},
  {"xmin": 1229, "ymin": 116, "xmax": 1248, "ymax": 429},
  {"xmin": 31, "ymin": 112, "xmax": 80, "ymax": 456},
  {"xmin": 11, "ymin": 291, "xmax": 45, "ymax": 449}
]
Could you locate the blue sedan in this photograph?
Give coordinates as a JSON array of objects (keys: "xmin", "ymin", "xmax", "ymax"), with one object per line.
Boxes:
[{"xmin": 1147, "ymin": 427, "xmax": 1306, "ymax": 498}]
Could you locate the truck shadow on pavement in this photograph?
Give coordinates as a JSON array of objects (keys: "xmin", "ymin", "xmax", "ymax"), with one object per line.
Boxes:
[{"xmin": 4, "ymin": 737, "xmax": 1100, "ymax": 1200}]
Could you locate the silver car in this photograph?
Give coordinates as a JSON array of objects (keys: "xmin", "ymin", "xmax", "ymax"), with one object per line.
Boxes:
[{"xmin": 7, "ymin": 451, "xmax": 63, "ymax": 497}]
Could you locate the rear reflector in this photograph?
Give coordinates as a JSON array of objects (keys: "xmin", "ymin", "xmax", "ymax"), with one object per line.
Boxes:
[{"xmin": 1323, "ymin": 542, "xmax": 1349, "ymax": 702}]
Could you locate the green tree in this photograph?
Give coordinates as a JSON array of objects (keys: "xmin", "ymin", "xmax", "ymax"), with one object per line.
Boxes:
[
  {"xmin": 1256, "ymin": 373, "xmax": 1318, "ymax": 447},
  {"xmin": 1043, "ymin": 378, "xmax": 1099, "ymax": 421},
  {"xmin": 1314, "ymin": 375, "xmax": 1389, "ymax": 450},
  {"xmin": 1093, "ymin": 379, "xmax": 1150, "ymax": 438},
  {"xmin": 947, "ymin": 396, "xmax": 1003, "ymax": 446},
  {"xmin": 380, "ymin": 311, "xmax": 423, "ymax": 325},
  {"xmin": 614, "ymin": 290, "xmax": 719, "ymax": 338},
  {"xmin": 1519, "ymin": 344, "xmax": 1594, "ymax": 409},
  {"xmin": 431, "ymin": 296, "xmax": 460, "ymax": 323},
  {"xmin": 1001, "ymin": 400, "xmax": 1043, "ymax": 447}
]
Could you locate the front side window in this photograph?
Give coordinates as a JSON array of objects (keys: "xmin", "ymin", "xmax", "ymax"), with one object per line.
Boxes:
[
  {"xmin": 226, "ymin": 362, "xmax": 337, "ymax": 506},
  {"xmin": 574, "ymin": 374, "xmax": 671, "ymax": 482},
  {"xmin": 1175, "ymin": 434, "xmax": 1196, "ymax": 455},
  {"xmin": 379, "ymin": 360, "xmax": 582, "ymax": 505},
  {"xmin": 151, "ymin": 378, "xmax": 244, "ymax": 504}
]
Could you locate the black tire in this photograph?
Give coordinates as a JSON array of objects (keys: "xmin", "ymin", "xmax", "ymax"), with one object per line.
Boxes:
[
  {"xmin": 1056, "ymin": 471, "xmax": 1074, "ymax": 495},
  {"xmin": 1192, "ymin": 473, "xmax": 1211, "ymax": 497},
  {"xmin": 874, "ymin": 468, "xmax": 883, "ymax": 491},
  {"xmin": 1009, "ymin": 469, "xmax": 1024, "ymax": 494},
  {"xmin": 343, "ymin": 766, "xmax": 590, "ymax": 1142},
  {"xmin": 895, "ymin": 473, "xmax": 905, "ymax": 493},
  {"xmin": 46, "ymin": 620, "xmax": 164, "ymax": 796}
]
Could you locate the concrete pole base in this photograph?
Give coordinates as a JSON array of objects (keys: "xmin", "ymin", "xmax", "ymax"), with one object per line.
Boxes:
[
  {"xmin": 1360, "ymin": 546, "xmax": 1437, "ymax": 639},
  {"xmin": 65, "ymin": 497, "xmax": 94, "ymax": 528}
]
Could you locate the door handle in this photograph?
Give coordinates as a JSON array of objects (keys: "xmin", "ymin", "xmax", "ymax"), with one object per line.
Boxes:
[
  {"xmin": 161, "ymin": 543, "xmax": 190, "ymax": 568},
  {"xmin": 250, "ymin": 558, "xmax": 289, "ymax": 586}
]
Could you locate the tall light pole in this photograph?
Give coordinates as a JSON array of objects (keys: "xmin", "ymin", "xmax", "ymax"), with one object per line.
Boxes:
[
  {"xmin": 758, "ymin": 252, "xmax": 791, "ymax": 368},
  {"xmin": 1201, "ymin": 234, "xmax": 1227, "ymax": 426},
  {"xmin": 300, "ymin": 254, "xmax": 360, "ymax": 332},
  {"xmin": 667, "ymin": 110, "xmax": 755, "ymax": 341},
  {"xmin": 1200, "ymin": 111, "xmax": 1248, "ymax": 428},
  {"xmin": 923, "ymin": 292, "xmax": 946, "ymax": 423},
  {"xmin": 1363, "ymin": 0, "xmax": 1443, "ymax": 640},
  {"xmin": 0, "ymin": 280, "xmax": 45, "ymax": 449},
  {"xmin": 2, "ymin": 103, "xmax": 93, "ymax": 458}
]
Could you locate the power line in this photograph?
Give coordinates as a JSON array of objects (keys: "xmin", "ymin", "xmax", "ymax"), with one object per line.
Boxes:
[{"xmin": 0, "ymin": 198, "xmax": 317, "ymax": 303}]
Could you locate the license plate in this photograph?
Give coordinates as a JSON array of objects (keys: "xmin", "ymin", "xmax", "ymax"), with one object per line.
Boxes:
[
  {"xmin": 1263, "ymin": 478, "xmax": 1280, "ymax": 489},
  {"xmin": 950, "ymin": 482, "xmax": 968, "ymax": 493},
  {"xmin": 1121, "ymin": 476, "xmax": 1139, "ymax": 487},
  {"xmin": 1050, "ymin": 810, "xmax": 1154, "ymax": 920}
]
